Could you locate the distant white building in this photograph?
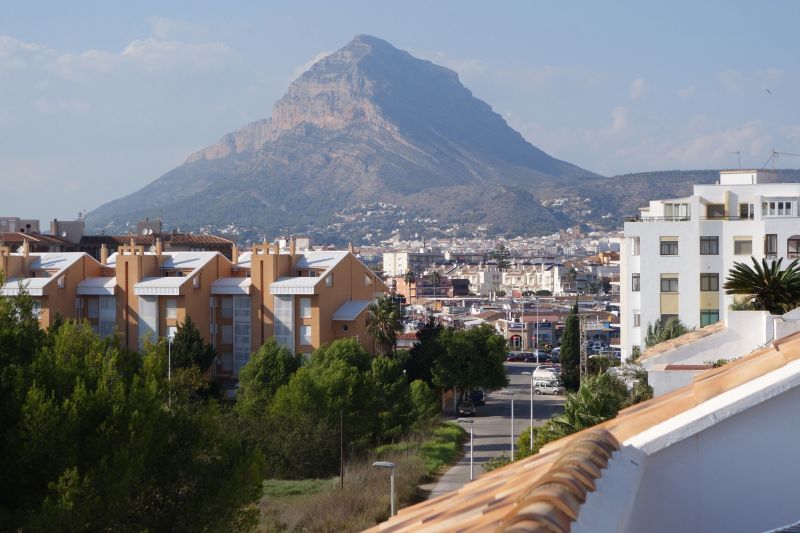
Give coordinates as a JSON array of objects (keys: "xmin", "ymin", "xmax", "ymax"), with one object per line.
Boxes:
[
  {"xmin": 382, "ymin": 250, "xmax": 444, "ymax": 277},
  {"xmin": 621, "ymin": 169, "xmax": 800, "ymax": 357}
]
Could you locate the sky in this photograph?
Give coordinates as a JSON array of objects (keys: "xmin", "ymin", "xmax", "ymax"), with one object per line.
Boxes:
[{"xmin": 2, "ymin": 0, "xmax": 800, "ymax": 222}]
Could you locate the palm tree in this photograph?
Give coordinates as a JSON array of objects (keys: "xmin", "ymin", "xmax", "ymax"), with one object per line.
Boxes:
[
  {"xmin": 366, "ymin": 296, "xmax": 403, "ymax": 356},
  {"xmin": 723, "ymin": 257, "xmax": 800, "ymax": 314},
  {"xmin": 403, "ymin": 270, "xmax": 416, "ymax": 284},
  {"xmin": 429, "ymin": 270, "xmax": 442, "ymax": 300},
  {"xmin": 645, "ymin": 317, "xmax": 692, "ymax": 348}
]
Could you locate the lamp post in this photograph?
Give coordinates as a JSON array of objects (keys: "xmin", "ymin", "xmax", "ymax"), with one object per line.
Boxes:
[
  {"xmin": 500, "ymin": 390, "xmax": 515, "ymax": 457},
  {"xmin": 522, "ymin": 371, "xmax": 535, "ymax": 451},
  {"xmin": 457, "ymin": 418, "xmax": 475, "ymax": 481},
  {"xmin": 535, "ymin": 296, "xmax": 540, "ymax": 364},
  {"xmin": 372, "ymin": 461, "xmax": 396, "ymax": 517}
]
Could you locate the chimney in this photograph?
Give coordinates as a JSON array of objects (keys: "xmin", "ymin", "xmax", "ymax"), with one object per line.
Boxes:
[
  {"xmin": 130, "ymin": 237, "xmax": 135, "ymax": 247},
  {"xmin": 155, "ymin": 238, "xmax": 163, "ymax": 257},
  {"xmin": 100, "ymin": 243, "xmax": 108, "ymax": 265},
  {"xmin": 289, "ymin": 237, "xmax": 296, "ymax": 258},
  {"xmin": 22, "ymin": 238, "xmax": 30, "ymax": 259},
  {"xmin": 232, "ymin": 244, "xmax": 239, "ymax": 264},
  {"xmin": 348, "ymin": 241, "xmax": 354, "ymax": 254}
]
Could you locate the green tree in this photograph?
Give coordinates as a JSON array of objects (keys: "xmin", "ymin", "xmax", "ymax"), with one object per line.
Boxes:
[
  {"xmin": 495, "ymin": 290, "xmax": 507, "ymax": 297},
  {"xmin": 403, "ymin": 270, "xmax": 416, "ymax": 284},
  {"xmin": 490, "ymin": 243, "xmax": 512, "ymax": 270},
  {"xmin": 409, "ymin": 380, "xmax": 439, "ymax": 430},
  {"xmin": 429, "ymin": 270, "xmax": 442, "ymax": 299},
  {"xmin": 235, "ymin": 339, "xmax": 299, "ymax": 417},
  {"xmin": 370, "ymin": 356, "xmax": 412, "ymax": 442},
  {"xmin": 405, "ymin": 319, "xmax": 442, "ymax": 386},
  {"xmin": 560, "ymin": 302, "xmax": 581, "ymax": 390},
  {"xmin": 645, "ymin": 317, "xmax": 692, "ymax": 348},
  {"xmin": 431, "ymin": 325, "xmax": 508, "ymax": 406},
  {"xmin": 535, "ymin": 289, "xmax": 552, "ymax": 296},
  {"xmin": 170, "ymin": 315, "xmax": 217, "ymax": 372},
  {"xmin": 723, "ymin": 257, "xmax": 800, "ymax": 314},
  {"xmin": 366, "ymin": 295, "xmax": 403, "ymax": 356}
]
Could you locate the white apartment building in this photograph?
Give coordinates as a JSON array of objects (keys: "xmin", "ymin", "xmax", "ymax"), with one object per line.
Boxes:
[
  {"xmin": 621, "ymin": 169, "xmax": 800, "ymax": 357},
  {"xmin": 382, "ymin": 250, "xmax": 444, "ymax": 277}
]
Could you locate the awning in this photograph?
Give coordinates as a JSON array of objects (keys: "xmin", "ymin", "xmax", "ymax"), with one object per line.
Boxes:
[
  {"xmin": 77, "ymin": 277, "xmax": 116, "ymax": 296},
  {"xmin": 269, "ymin": 277, "xmax": 318, "ymax": 295},
  {"xmin": 211, "ymin": 277, "xmax": 252, "ymax": 295},
  {"xmin": 134, "ymin": 276, "xmax": 186, "ymax": 296},
  {"xmin": 332, "ymin": 300, "xmax": 371, "ymax": 321}
]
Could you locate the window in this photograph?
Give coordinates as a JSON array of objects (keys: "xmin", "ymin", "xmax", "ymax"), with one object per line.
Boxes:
[
  {"xmin": 660, "ymin": 276, "xmax": 678, "ymax": 293},
  {"xmin": 664, "ymin": 203, "xmax": 690, "ymax": 220},
  {"xmin": 86, "ymin": 298, "xmax": 99, "ymax": 319},
  {"xmin": 763, "ymin": 200, "xmax": 795, "ymax": 217},
  {"xmin": 700, "ymin": 310, "xmax": 720, "ymax": 327},
  {"xmin": 300, "ymin": 325, "xmax": 312, "ymax": 345},
  {"xmin": 221, "ymin": 325, "xmax": 233, "ymax": 344},
  {"xmin": 700, "ymin": 273, "xmax": 719, "ymax": 292},
  {"xmin": 788, "ymin": 236, "xmax": 800, "ymax": 259},
  {"xmin": 165, "ymin": 298, "xmax": 177, "ymax": 319},
  {"xmin": 631, "ymin": 237, "xmax": 640, "ymax": 256},
  {"xmin": 739, "ymin": 203, "xmax": 754, "ymax": 220},
  {"xmin": 633, "ymin": 313, "xmax": 641, "ymax": 327},
  {"xmin": 660, "ymin": 314, "xmax": 679, "ymax": 323},
  {"xmin": 706, "ymin": 204, "xmax": 725, "ymax": 219},
  {"xmin": 631, "ymin": 273, "xmax": 640, "ymax": 292},
  {"xmin": 700, "ymin": 236, "xmax": 719, "ymax": 255},
  {"xmin": 660, "ymin": 237, "xmax": 678, "ymax": 256},
  {"xmin": 57, "ymin": 275, "xmax": 65, "ymax": 289},
  {"xmin": 300, "ymin": 297, "xmax": 311, "ymax": 319},
  {"xmin": 365, "ymin": 274, "xmax": 373, "ymax": 286},
  {"xmin": 274, "ymin": 295, "xmax": 294, "ymax": 352},
  {"xmin": 765, "ymin": 234, "xmax": 778, "ymax": 257},
  {"xmin": 98, "ymin": 296, "xmax": 115, "ymax": 338},
  {"xmin": 733, "ymin": 237, "xmax": 752, "ymax": 255},
  {"xmin": 326, "ymin": 274, "xmax": 333, "ymax": 287},
  {"xmin": 221, "ymin": 297, "xmax": 233, "ymax": 319}
]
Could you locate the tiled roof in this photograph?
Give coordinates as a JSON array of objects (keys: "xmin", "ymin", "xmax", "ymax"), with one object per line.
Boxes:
[
  {"xmin": 0, "ymin": 232, "xmax": 73, "ymax": 246},
  {"xmin": 369, "ymin": 330, "xmax": 800, "ymax": 532},
  {"xmin": 638, "ymin": 321, "xmax": 726, "ymax": 363}
]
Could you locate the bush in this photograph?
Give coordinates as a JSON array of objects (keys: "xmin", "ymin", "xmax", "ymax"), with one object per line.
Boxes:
[{"xmin": 483, "ymin": 455, "xmax": 511, "ymax": 473}]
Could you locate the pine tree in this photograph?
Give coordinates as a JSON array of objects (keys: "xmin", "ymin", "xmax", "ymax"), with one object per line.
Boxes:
[{"xmin": 170, "ymin": 316, "xmax": 217, "ymax": 371}]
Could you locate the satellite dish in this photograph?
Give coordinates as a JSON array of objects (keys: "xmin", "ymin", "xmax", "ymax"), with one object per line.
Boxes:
[
  {"xmin": 148, "ymin": 229, "xmax": 154, "ymax": 235},
  {"xmin": 61, "ymin": 231, "xmax": 67, "ymax": 238},
  {"xmin": 141, "ymin": 228, "xmax": 148, "ymax": 236}
]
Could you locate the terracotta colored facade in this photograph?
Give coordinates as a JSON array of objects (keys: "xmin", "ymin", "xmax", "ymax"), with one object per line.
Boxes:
[{"xmin": 1, "ymin": 238, "xmax": 387, "ymax": 379}]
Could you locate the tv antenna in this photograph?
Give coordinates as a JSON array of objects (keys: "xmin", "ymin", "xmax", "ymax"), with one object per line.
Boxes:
[
  {"xmin": 762, "ymin": 148, "xmax": 800, "ymax": 170},
  {"xmin": 727, "ymin": 151, "xmax": 741, "ymax": 169}
]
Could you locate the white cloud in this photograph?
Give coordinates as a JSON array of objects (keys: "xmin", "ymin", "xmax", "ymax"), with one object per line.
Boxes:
[
  {"xmin": 629, "ymin": 78, "xmax": 647, "ymax": 100},
  {"xmin": 292, "ymin": 50, "xmax": 333, "ymax": 78},
  {"xmin": 719, "ymin": 69, "xmax": 745, "ymax": 93},
  {"xmin": 677, "ymin": 86, "xmax": 695, "ymax": 98}
]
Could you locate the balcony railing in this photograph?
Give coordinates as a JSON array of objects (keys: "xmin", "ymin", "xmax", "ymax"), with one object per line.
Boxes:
[{"xmin": 624, "ymin": 216, "xmax": 690, "ymax": 222}]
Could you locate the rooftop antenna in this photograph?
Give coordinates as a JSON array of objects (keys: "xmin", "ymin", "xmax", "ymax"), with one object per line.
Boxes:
[
  {"xmin": 762, "ymin": 149, "xmax": 800, "ymax": 170},
  {"xmin": 727, "ymin": 151, "xmax": 741, "ymax": 169}
]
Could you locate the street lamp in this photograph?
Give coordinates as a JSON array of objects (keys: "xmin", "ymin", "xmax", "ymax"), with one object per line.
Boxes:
[
  {"xmin": 372, "ymin": 461, "xmax": 396, "ymax": 517},
  {"xmin": 500, "ymin": 390, "xmax": 515, "ymax": 457},
  {"xmin": 522, "ymin": 371, "xmax": 535, "ymax": 451},
  {"xmin": 457, "ymin": 418, "xmax": 475, "ymax": 481},
  {"xmin": 534, "ymin": 296, "xmax": 540, "ymax": 364}
]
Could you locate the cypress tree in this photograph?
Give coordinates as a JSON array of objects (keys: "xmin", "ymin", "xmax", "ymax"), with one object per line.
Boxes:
[{"xmin": 560, "ymin": 301, "xmax": 581, "ymax": 390}]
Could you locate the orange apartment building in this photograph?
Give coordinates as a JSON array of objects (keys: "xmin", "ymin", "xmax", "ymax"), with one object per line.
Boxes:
[{"xmin": 0, "ymin": 238, "xmax": 387, "ymax": 378}]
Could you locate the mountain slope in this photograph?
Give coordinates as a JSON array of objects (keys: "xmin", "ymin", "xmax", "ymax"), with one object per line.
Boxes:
[{"xmin": 86, "ymin": 35, "xmax": 599, "ymax": 240}]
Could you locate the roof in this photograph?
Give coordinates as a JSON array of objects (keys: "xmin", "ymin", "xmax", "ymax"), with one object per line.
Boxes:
[
  {"xmin": 638, "ymin": 321, "xmax": 726, "ymax": 363},
  {"xmin": 76, "ymin": 277, "xmax": 116, "ymax": 296},
  {"xmin": 167, "ymin": 234, "xmax": 233, "ymax": 245},
  {"xmin": 158, "ymin": 251, "xmax": 218, "ymax": 270},
  {"xmin": 294, "ymin": 250, "xmax": 349, "ymax": 270},
  {"xmin": 332, "ymin": 300, "xmax": 371, "ymax": 321},
  {"xmin": 0, "ymin": 253, "xmax": 85, "ymax": 296},
  {"xmin": 0, "ymin": 277, "xmax": 51, "ymax": 296},
  {"xmin": 0, "ymin": 232, "xmax": 73, "ymax": 246},
  {"xmin": 78, "ymin": 233, "xmax": 232, "ymax": 246},
  {"xmin": 369, "ymin": 331, "xmax": 800, "ymax": 532},
  {"xmin": 236, "ymin": 251, "xmax": 252, "ymax": 269},
  {"xmin": 269, "ymin": 277, "xmax": 320, "ymax": 295},
  {"xmin": 211, "ymin": 277, "xmax": 251, "ymax": 295}
]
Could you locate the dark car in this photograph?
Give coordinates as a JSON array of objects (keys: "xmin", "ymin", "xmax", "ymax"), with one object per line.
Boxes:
[
  {"xmin": 506, "ymin": 352, "xmax": 524, "ymax": 362},
  {"xmin": 469, "ymin": 389, "xmax": 485, "ymax": 406},
  {"xmin": 524, "ymin": 353, "xmax": 551, "ymax": 363},
  {"xmin": 457, "ymin": 400, "xmax": 476, "ymax": 416}
]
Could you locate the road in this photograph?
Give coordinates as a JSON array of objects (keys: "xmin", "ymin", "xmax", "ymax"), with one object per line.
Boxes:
[{"xmin": 422, "ymin": 362, "xmax": 566, "ymax": 499}]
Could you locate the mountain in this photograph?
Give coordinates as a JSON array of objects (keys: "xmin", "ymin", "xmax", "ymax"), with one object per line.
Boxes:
[{"xmin": 86, "ymin": 35, "xmax": 599, "ymax": 242}]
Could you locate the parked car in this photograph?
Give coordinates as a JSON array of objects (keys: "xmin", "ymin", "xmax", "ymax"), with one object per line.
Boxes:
[
  {"xmin": 457, "ymin": 399, "xmax": 476, "ymax": 416},
  {"xmin": 469, "ymin": 389, "xmax": 486, "ymax": 406},
  {"xmin": 533, "ymin": 365, "xmax": 559, "ymax": 380},
  {"xmin": 534, "ymin": 380, "xmax": 566, "ymax": 395},
  {"xmin": 506, "ymin": 352, "xmax": 525, "ymax": 362}
]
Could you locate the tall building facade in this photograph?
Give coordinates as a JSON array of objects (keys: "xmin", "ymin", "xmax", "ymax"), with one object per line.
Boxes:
[{"xmin": 621, "ymin": 169, "xmax": 800, "ymax": 357}]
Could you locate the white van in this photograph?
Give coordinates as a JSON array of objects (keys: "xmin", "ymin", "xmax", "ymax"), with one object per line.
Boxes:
[
  {"xmin": 534, "ymin": 380, "xmax": 565, "ymax": 395},
  {"xmin": 532, "ymin": 366, "xmax": 559, "ymax": 381}
]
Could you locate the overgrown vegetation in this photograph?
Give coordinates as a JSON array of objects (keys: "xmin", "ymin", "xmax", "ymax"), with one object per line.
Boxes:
[{"xmin": 645, "ymin": 317, "xmax": 693, "ymax": 348}]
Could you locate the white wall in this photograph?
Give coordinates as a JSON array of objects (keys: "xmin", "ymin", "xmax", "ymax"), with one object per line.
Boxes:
[{"xmin": 625, "ymin": 384, "xmax": 800, "ymax": 533}]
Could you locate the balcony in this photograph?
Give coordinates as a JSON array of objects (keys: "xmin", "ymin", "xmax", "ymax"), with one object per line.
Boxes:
[{"xmin": 624, "ymin": 216, "xmax": 690, "ymax": 222}]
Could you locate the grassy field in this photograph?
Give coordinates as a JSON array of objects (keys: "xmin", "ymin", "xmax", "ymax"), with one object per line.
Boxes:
[{"xmin": 258, "ymin": 422, "xmax": 466, "ymax": 532}]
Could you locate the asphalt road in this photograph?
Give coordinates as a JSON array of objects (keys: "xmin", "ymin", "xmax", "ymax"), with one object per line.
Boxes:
[{"xmin": 422, "ymin": 362, "xmax": 566, "ymax": 499}]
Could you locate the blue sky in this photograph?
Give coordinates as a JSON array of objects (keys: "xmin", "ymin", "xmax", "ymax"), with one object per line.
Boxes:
[{"xmin": 2, "ymin": 1, "xmax": 800, "ymax": 221}]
